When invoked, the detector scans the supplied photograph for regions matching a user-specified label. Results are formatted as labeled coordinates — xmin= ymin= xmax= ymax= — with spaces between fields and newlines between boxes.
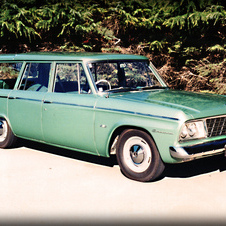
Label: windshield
xmin=88 ymin=60 xmax=166 ymax=93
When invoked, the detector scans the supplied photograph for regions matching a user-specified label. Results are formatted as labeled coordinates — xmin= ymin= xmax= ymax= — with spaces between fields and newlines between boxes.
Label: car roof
xmin=0 ymin=52 xmax=148 ymax=62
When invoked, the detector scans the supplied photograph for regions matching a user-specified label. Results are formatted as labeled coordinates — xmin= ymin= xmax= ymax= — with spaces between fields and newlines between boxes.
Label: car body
xmin=0 ymin=52 xmax=226 ymax=182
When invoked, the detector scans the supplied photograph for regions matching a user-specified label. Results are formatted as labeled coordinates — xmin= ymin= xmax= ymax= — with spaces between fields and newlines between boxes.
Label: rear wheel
xmin=116 ymin=129 xmax=165 ymax=182
xmin=0 ymin=119 xmax=16 ymax=148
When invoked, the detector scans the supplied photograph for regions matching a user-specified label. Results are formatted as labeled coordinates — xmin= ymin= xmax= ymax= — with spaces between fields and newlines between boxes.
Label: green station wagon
xmin=0 ymin=52 xmax=226 ymax=182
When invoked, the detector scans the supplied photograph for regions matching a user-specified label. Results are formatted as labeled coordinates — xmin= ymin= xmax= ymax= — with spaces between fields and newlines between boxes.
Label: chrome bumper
xmin=170 ymin=139 xmax=226 ymax=162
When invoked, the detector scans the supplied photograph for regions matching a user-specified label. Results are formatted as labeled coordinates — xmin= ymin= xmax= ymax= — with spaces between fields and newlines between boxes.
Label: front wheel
xmin=0 ymin=119 xmax=16 ymax=148
xmin=116 ymin=129 xmax=165 ymax=182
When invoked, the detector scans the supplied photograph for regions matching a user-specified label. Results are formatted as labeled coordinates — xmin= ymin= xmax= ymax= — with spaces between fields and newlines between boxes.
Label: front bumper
xmin=170 ymin=139 xmax=226 ymax=162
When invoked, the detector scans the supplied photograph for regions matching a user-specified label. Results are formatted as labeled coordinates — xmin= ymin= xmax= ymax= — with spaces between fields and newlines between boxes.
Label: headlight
xmin=179 ymin=120 xmax=207 ymax=141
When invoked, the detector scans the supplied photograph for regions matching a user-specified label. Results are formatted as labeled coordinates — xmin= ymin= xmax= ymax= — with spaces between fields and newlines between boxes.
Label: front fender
xmin=94 ymin=108 xmax=181 ymax=163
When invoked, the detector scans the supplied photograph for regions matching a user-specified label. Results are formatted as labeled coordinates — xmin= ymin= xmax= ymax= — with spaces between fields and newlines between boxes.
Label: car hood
xmin=110 ymin=89 xmax=226 ymax=119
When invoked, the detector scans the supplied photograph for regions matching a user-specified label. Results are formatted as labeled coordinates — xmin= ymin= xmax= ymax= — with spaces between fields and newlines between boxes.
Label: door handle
xmin=8 ymin=96 xmax=16 ymax=99
xmin=43 ymin=100 xmax=52 ymax=104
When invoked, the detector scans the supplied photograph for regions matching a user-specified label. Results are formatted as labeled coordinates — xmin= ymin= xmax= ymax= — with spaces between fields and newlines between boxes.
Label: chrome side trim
xmin=8 ymin=97 xmax=42 ymax=102
xmin=42 ymin=101 xmax=179 ymax=121
xmin=95 ymin=106 xmax=179 ymax=121
xmin=44 ymin=100 xmax=94 ymax=109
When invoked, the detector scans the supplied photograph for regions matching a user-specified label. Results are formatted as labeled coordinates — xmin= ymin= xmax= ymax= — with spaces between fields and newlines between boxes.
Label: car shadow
xmin=15 ymin=138 xmax=117 ymax=168
xmin=15 ymin=138 xmax=226 ymax=180
xmin=163 ymin=154 xmax=226 ymax=179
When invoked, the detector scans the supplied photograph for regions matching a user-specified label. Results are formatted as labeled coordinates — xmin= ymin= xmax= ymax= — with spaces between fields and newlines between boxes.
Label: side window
xmin=19 ymin=63 xmax=51 ymax=92
xmin=0 ymin=63 xmax=22 ymax=89
xmin=54 ymin=63 xmax=90 ymax=94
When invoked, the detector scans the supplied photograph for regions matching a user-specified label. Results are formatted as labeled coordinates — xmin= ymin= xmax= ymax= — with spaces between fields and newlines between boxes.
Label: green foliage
xmin=207 ymin=44 xmax=226 ymax=53
xmin=0 ymin=0 xmax=225 ymax=93
xmin=0 ymin=3 xmax=40 ymax=42
xmin=0 ymin=1 xmax=225 ymax=50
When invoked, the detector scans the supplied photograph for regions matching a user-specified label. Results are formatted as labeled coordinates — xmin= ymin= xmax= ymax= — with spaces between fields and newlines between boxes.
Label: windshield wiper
xmin=108 ymin=87 xmax=138 ymax=93
xmin=106 ymin=86 xmax=168 ymax=93
xmin=140 ymin=86 xmax=168 ymax=90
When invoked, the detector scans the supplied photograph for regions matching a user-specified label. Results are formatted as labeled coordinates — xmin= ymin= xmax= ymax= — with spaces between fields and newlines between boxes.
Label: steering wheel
xmin=95 ymin=79 xmax=111 ymax=91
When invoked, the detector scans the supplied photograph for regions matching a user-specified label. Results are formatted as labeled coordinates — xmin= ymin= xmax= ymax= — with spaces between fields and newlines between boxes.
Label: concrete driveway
xmin=1 ymin=139 xmax=226 ymax=225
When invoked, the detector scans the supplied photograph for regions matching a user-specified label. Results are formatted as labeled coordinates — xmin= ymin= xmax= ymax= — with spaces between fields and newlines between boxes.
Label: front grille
xmin=206 ymin=116 xmax=226 ymax=137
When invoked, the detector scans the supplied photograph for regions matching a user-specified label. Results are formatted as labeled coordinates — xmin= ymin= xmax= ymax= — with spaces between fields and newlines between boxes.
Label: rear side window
xmin=19 ymin=63 xmax=51 ymax=92
xmin=54 ymin=63 xmax=91 ymax=94
xmin=0 ymin=63 xmax=22 ymax=89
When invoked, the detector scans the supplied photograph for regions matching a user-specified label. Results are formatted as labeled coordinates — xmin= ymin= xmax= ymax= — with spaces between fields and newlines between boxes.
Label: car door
xmin=8 ymin=62 xmax=52 ymax=140
xmin=42 ymin=62 xmax=98 ymax=155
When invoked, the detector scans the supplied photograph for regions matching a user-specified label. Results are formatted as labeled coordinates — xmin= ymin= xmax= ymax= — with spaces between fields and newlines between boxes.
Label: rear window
xmin=0 ymin=63 xmax=22 ymax=89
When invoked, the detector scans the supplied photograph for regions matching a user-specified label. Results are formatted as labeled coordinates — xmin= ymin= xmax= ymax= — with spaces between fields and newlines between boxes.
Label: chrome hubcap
xmin=123 ymin=136 xmax=152 ymax=173
xmin=130 ymin=145 xmax=145 ymax=164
